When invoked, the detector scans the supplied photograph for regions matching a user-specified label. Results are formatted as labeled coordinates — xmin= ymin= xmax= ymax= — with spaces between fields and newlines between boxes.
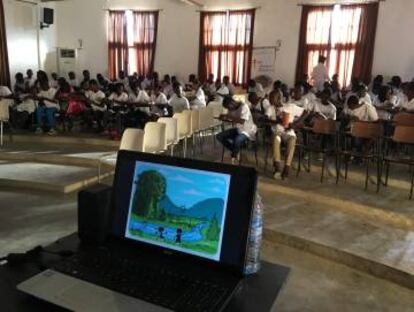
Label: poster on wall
xmin=251 ymin=47 xmax=277 ymax=80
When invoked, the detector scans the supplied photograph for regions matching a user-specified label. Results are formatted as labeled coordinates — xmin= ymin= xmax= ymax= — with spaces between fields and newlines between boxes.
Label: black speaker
xmin=43 ymin=8 xmax=54 ymax=25
xmin=78 ymin=184 xmax=113 ymax=245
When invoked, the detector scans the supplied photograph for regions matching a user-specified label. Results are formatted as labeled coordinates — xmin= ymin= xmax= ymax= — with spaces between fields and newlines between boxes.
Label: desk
xmin=0 ymin=234 xmax=290 ymax=312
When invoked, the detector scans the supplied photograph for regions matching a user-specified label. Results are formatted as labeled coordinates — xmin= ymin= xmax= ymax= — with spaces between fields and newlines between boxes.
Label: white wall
xmin=4 ymin=0 xmax=57 ymax=82
xmin=51 ymin=0 xmax=414 ymax=85
xmin=372 ymin=0 xmax=414 ymax=82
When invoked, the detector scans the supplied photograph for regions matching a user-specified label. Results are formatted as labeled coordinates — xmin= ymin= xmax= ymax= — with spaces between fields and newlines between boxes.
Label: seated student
xmin=370 ymin=75 xmax=384 ymax=97
xmin=290 ymin=83 xmax=308 ymax=108
xmin=247 ymin=79 xmax=265 ymax=98
xmin=247 ymin=92 xmax=271 ymax=123
xmin=24 ymin=69 xmax=35 ymax=89
xmin=81 ymin=70 xmax=91 ymax=87
xmin=280 ymin=83 xmax=290 ymax=103
xmin=84 ymin=79 xmax=107 ymax=131
xmin=330 ymin=75 xmax=343 ymax=105
xmin=357 ymin=83 xmax=373 ymax=106
xmin=388 ymin=76 xmax=406 ymax=106
xmin=162 ymin=75 xmax=173 ymax=98
xmin=141 ymin=73 xmax=153 ymax=91
xmin=309 ymin=89 xmax=337 ymax=121
xmin=151 ymin=85 xmax=169 ymax=117
xmin=190 ymin=79 xmax=207 ymax=109
xmin=342 ymin=95 xmax=378 ymax=123
xmin=216 ymin=96 xmax=257 ymax=164
xmin=50 ymin=73 xmax=59 ymax=89
xmin=265 ymin=90 xmax=305 ymax=179
xmin=402 ymin=81 xmax=414 ymax=113
xmin=117 ymin=70 xmax=129 ymax=90
xmin=14 ymin=72 xmax=27 ymax=96
xmin=373 ymin=85 xmax=398 ymax=120
xmin=108 ymin=83 xmax=129 ymax=109
xmin=303 ymin=82 xmax=317 ymax=104
xmin=12 ymin=87 xmax=37 ymax=129
xmin=34 ymin=70 xmax=49 ymax=90
xmin=169 ymin=82 xmax=190 ymax=114
xmin=68 ymin=71 xmax=79 ymax=89
xmin=35 ymin=81 xmax=59 ymax=135
xmin=96 ymin=73 xmax=109 ymax=92
xmin=204 ymin=73 xmax=216 ymax=97
xmin=185 ymin=74 xmax=197 ymax=91
xmin=127 ymin=81 xmax=151 ymax=128
xmin=223 ymin=76 xmax=235 ymax=96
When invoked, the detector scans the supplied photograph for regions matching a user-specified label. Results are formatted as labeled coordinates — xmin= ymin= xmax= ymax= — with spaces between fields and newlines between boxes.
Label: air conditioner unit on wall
xmin=56 ymin=48 xmax=77 ymax=78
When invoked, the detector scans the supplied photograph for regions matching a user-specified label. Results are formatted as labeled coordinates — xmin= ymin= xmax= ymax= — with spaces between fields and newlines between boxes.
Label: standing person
xmin=35 ymin=81 xmax=59 ymax=135
xmin=216 ymin=96 xmax=257 ymax=164
xmin=265 ymin=90 xmax=306 ymax=179
xmin=311 ymin=55 xmax=330 ymax=92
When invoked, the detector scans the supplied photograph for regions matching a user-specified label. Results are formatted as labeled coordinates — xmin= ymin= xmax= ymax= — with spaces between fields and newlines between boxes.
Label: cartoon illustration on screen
xmin=125 ymin=162 xmax=230 ymax=261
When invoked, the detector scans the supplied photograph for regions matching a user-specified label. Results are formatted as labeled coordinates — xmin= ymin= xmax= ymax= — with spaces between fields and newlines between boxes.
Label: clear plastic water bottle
xmin=244 ymin=193 xmax=263 ymax=275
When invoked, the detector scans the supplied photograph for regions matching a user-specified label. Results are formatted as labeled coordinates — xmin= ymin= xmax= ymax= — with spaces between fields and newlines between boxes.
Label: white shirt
xmin=191 ymin=87 xmax=207 ymax=109
xmin=229 ymin=102 xmax=257 ymax=139
xmin=50 ymin=80 xmax=59 ymax=89
xmin=169 ymin=94 xmax=190 ymax=114
xmin=373 ymin=95 xmax=398 ymax=120
xmin=86 ymin=90 xmax=106 ymax=112
xmin=16 ymin=94 xmax=36 ymax=114
xmin=359 ymin=93 xmax=373 ymax=106
xmin=24 ymin=77 xmax=35 ymax=88
xmin=311 ymin=63 xmax=329 ymax=92
xmin=292 ymin=97 xmax=309 ymax=108
xmin=312 ymin=100 xmax=337 ymax=120
xmin=345 ymin=103 xmax=379 ymax=122
xmin=38 ymin=88 xmax=59 ymax=109
xmin=152 ymin=92 xmax=169 ymax=116
xmin=109 ymin=92 xmax=129 ymax=107
xmin=215 ymin=85 xmax=230 ymax=103
xmin=265 ymin=102 xmax=304 ymax=137
xmin=69 ymin=78 xmax=78 ymax=88
xmin=403 ymin=98 xmax=414 ymax=112
xmin=225 ymin=83 xmax=236 ymax=96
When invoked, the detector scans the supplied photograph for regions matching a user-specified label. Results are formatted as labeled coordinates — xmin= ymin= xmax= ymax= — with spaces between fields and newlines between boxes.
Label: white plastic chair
xmin=98 ymin=128 xmax=144 ymax=181
xmin=157 ymin=117 xmax=178 ymax=156
xmin=143 ymin=122 xmax=167 ymax=154
xmin=173 ymin=111 xmax=192 ymax=158
xmin=0 ymin=100 xmax=10 ymax=147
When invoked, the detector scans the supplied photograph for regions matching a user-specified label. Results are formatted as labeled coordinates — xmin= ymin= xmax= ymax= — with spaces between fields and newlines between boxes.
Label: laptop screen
xmin=124 ymin=161 xmax=231 ymax=262
xmin=112 ymin=151 xmax=257 ymax=272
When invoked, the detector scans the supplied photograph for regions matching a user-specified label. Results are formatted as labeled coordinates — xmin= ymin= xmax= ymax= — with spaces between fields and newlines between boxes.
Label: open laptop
xmin=18 ymin=150 xmax=258 ymax=312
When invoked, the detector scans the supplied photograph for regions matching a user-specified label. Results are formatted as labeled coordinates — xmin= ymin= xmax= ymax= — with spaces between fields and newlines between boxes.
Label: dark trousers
xmin=216 ymin=128 xmax=248 ymax=158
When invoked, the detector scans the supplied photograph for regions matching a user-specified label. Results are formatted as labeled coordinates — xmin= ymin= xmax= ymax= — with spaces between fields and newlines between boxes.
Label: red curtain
xmin=295 ymin=5 xmax=334 ymax=83
xmin=198 ymin=9 xmax=255 ymax=86
xmin=351 ymin=2 xmax=379 ymax=85
xmin=296 ymin=3 xmax=378 ymax=88
xmin=0 ymin=0 xmax=10 ymax=86
xmin=131 ymin=11 xmax=159 ymax=76
xmin=108 ymin=11 xmax=128 ymax=80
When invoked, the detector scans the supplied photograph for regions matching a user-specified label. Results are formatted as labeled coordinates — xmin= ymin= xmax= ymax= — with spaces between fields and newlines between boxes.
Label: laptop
xmin=18 ymin=150 xmax=258 ymax=312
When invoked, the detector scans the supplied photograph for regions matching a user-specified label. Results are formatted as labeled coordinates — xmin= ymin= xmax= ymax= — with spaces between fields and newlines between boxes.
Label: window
xmin=108 ymin=10 xmax=158 ymax=80
xmin=306 ymin=5 xmax=361 ymax=87
xmin=199 ymin=9 xmax=255 ymax=85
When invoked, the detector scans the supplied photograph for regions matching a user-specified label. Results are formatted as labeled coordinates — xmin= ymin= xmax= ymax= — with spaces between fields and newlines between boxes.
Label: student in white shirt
xmin=247 ymin=79 xmax=265 ymax=98
xmin=190 ymin=80 xmax=207 ymax=109
xmin=96 ymin=74 xmax=109 ymax=92
xmin=11 ymin=87 xmax=37 ymax=129
xmin=14 ymin=72 xmax=27 ymax=96
xmin=402 ymin=82 xmax=414 ymax=113
xmin=343 ymin=95 xmax=378 ymax=122
xmin=204 ymin=74 xmax=216 ymax=98
xmin=311 ymin=55 xmax=329 ymax=92
xmin=373 ymin=85 xmax=398 ymax=120
xmin=215 ymin=81 xmax=230 ymax=104
xmin=108 ymin=83 xmax=129 ymax=111
xmin=129 ymin=82 xmax=151 ymax=113
xmin=50 ymin=73 xmax=59 ymax=89
xmin=151 ymin=85 xmax=169 ymax=116
xmin=35 ymin=82 xmax=59 ymax=135
xmin=247 ymin=92 xmax=270 ymax=123
xmin=291 ymin=83 xmax=309 ymax=108
xmin=24 ymin=69 xmax=35 ymax=89
xmin=311 ymin=89 xmax=337 ymax=120
xmin=265 ymin=89 xmax=306 ymax=179
xmin=169 ymin=83 xmax=190 ymax=114
xmin=68 ymin=71 xmax=78 ymax=89
xmin=84 ymin=79 xmax=107 ymax=131
xmin=223 ymin=76 xmax=235 ymax=96
xmin=117 ymin=70 xmax=129 ymax=90
xmin=216 ymin=96 xmax=257 ymax=164
xmin=357 ymin=84 xmax=373 ymax=106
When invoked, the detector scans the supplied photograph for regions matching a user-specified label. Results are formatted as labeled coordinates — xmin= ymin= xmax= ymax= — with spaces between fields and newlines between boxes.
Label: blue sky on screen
xmin=134 ymin=162 xmax=230 ymax=208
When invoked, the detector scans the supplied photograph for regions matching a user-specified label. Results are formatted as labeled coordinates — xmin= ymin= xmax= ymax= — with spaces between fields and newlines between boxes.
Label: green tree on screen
xmin=206 ymin=213 xmax=220 ymax=241
xmin=132 ymin=170 xmax=166 ymax=218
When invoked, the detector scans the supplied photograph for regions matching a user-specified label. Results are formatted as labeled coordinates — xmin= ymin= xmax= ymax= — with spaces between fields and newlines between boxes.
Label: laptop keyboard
xmin=53 ymin=252 xmax=232 ymax=312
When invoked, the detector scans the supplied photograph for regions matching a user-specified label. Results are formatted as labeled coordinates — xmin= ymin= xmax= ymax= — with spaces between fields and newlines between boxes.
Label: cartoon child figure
xmin=175 ymin=229 xmax=182 ymax=244
xmin=158 ymin=227 xmax=165 ymax=240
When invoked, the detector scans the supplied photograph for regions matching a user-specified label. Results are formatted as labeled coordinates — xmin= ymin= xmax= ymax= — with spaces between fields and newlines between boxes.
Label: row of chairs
xmin=283 ymin=116 xmax=414 ymax=199
xmin=98 ymin=102 xmax=225 ymax=180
